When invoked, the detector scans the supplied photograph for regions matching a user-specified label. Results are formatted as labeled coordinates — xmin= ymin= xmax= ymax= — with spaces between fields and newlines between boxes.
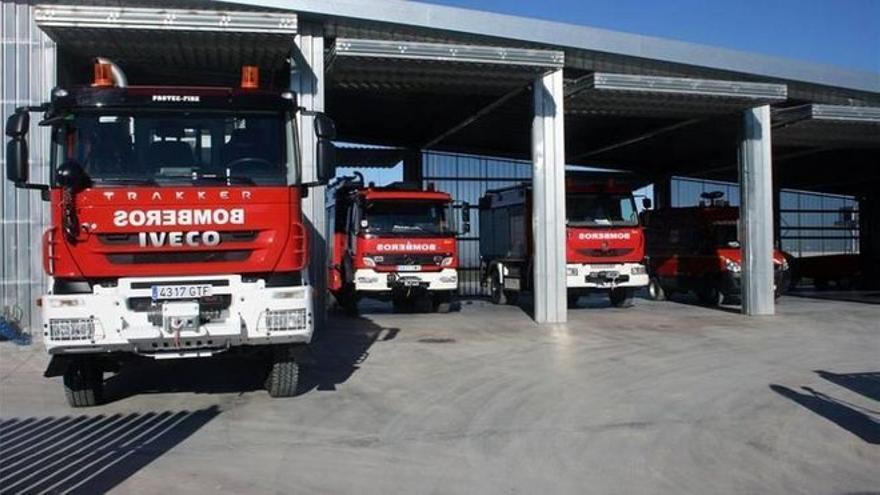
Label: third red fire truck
xmin=327 ymin=174 xmax=469 ymax=313
xmin=479 ymin=177 xmax=649 ymax=307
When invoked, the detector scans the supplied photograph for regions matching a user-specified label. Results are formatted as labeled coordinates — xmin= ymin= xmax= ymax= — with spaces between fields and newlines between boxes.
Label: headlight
xmin=362 ymin=256 xmax=376 ymax=267
xmin=631 ymin=265 xmax=647 ymax=275
xmin=722 ymin=257 xmax=741 ymax=274
xmin=566 ymin=266 xmax=578 ymax=276
xmin=49 ymin=318 xmax=95 ymax=341
xmin=440 ymin=256 xmax=455 ymax=267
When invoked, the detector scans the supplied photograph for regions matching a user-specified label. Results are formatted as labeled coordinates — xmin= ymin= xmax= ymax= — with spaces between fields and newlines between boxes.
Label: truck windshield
xmin=60 ymin=111 xmax=287 ymax=185
xmin=567 ymin=193 xmax=638 ymax=227
xmin=712 ymin=222 xmax=740 ymax=248
xmin=364 ymin=201 xmax=449 ymax=236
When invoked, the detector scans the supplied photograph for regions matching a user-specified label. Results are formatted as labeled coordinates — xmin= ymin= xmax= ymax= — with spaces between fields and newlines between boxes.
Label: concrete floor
xmin=1 ymin=296 xmax=878 ymax=494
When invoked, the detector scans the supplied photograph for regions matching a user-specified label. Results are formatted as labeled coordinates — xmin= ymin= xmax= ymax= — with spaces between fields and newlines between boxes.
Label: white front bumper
xmin=354 ymin=268 xmax=458 ymax=292
xmin=566 ymin=263 xmax=649 ymax=289
xmin=41 ymin=274 xmax=313 ymax=355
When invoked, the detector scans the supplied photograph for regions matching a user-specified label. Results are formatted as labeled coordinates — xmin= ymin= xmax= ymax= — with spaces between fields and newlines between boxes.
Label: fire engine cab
xmin=5 ymin=61 xmax=336 ymax=406
xmin=327 ymin=174 xmax=469 ymax=313
xmin=479 ymin=176 xmax=649 ymax=308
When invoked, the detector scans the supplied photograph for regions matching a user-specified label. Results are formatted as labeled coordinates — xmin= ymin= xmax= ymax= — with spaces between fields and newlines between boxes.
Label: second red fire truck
xmin=479 ymin=177 xmax=649 ymax=307
xmin=327 ymin=175 xmax=469 ymax=313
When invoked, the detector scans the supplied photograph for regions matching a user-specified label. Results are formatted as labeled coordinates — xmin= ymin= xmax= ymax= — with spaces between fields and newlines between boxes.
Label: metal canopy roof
xmin=231 ymin=0 xmax=880 ymax=97
xmin=774 ymin=104 xmax=880 ymax=148
xmin=328 ymin=38 xmax=563 ymax=95
xmin=565 ymin=73 xmax=788 ymax=118
xmin=35 ymin=4 xmax=298 ymax=83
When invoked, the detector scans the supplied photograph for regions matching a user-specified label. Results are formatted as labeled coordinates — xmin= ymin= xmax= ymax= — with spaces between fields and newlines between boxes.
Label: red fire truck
xmin=4 ymin=61 xmax=336 ymax=406
xmin=327 ymin=175 xmax=469 ymax=313
xmin=479 ymin=178 xmax=648 ymax=308
xmin=641 ymin=192 xmax=791 ymax=305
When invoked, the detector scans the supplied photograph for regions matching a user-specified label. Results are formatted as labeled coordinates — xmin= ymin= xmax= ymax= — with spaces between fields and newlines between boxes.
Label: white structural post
xmin=292 ymin=24 xmax=328 ymax=329
xmin=532 ymin=69 xmax=567 ymax=324
xmin=739 ymin=105 xmax=775 ymax=316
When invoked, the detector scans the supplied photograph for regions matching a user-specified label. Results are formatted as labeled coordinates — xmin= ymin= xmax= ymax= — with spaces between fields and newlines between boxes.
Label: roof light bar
xmin=34 ymin=4 xmax=297 ymax=34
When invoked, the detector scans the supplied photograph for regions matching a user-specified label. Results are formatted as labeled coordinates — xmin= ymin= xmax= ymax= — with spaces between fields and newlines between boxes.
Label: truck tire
xmin=63 ymin=360 xmax=103 ymax=408
xmin=489 ymin=272 xmax=508 ymax=305
xmin=567 ymin=293 xmax=580 ymax=308
xmin=697 ymin=286 xmax=723 ymax=306
xmin=609 ymin=287 xmax=634 ymax=308
xmin=647 ymin=277 xmax=666 ymax=301
xmin=433 ymin=292 xmax=453 ymax=313
xmin=338 ymin=285 xmax=359 ymax=316
xmin=266 ymin=347 xmax=299 ymax=398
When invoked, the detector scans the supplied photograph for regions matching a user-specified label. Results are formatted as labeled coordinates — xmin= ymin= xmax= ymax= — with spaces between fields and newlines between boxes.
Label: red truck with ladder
xmin=641 ymin=192 xmax=791 ymax=304
xmin=4 ymin=61 xmax=336 ymax=406
xmin=479 ymin=177 xmax=649 ymax=308
xmin=327 ymin=175 xmax=469 ymax=313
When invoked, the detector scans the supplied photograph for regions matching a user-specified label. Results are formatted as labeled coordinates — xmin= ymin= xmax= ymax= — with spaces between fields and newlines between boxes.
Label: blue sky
xmin=423 ymin=0 xmax=880 ymax=73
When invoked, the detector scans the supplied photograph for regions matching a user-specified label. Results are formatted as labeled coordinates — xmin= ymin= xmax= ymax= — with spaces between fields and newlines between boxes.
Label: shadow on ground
xmin=770 ymin=384 xmax=880 ymax=444
xmin=300 ymin=313 xmax=399 ymax=393
xmin=0 ymin=406 xmax=218 ymax=494
xmin=99 ymin=316 xmax=398 ymax=403
xmin=816 ymin=370 xmax=880 ymax=403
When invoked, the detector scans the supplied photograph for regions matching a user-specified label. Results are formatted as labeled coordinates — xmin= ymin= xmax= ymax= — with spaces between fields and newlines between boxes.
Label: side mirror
xmin=461 ymin=202 xmax=471 ymax=234
xmin=314 ymin=113 xmax=336 ymax=140
xmin=642 ymin=197 xmax=652 ymax=210
xmin=312 ymin=113 xmax=336 ymax=185
xmin=5 ymin=111 xmax=30 ymax=185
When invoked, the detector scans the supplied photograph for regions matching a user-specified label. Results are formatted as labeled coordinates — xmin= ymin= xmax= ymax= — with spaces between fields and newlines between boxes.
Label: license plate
xmin=397 ymin=265 xmax=422 ymax=272
xmin=151 ymin=284 xmax=212 ymax=301
xmin=401 ymin=279 xmax=422 ymax=287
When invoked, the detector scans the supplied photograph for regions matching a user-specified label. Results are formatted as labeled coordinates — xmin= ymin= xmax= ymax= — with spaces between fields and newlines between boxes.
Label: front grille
xmin=98 ymin=231 xmax=258 ymax=246
xmin=107 ymin=250 xmax=250 ymax=264
xmin=374 ymin=254 xmax=443 ymax=266
xmin=579 ymin=248 xmax=635 ymax=258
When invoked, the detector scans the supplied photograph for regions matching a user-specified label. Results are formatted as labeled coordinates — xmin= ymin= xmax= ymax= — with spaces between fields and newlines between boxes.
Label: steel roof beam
xmin=568 ymin=73 xmax=787 ymax=100
xmin=331 ymin=38 xmax=564 ymax=68
xmin=35 ymin=4 xmax=297 ymax=33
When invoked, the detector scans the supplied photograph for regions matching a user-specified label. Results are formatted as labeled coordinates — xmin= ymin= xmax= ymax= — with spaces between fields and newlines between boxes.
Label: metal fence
xmin=1 ymin=1 xmax=56 ymax=332
xmin=422 ymin=151 xmax=532 ymax=296
xmin=671 ymin=176 xmax=860 ymax=257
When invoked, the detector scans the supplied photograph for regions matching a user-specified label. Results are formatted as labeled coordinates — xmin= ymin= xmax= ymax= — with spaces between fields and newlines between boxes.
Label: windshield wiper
xmin=191 ymin=174 xmax=256 ymax=185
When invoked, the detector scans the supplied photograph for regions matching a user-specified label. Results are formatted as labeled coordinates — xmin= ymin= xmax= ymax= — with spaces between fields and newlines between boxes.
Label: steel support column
xmin=403 ymin=149 xmax=423 ymax=185
xmin=859 ymin=193 xmax=880 ymax=288
xmin=292 ymin=23 xmax=327 ymax=328
xmin=653 ymin=175 xmax=673 ymax=208
xmin=738 ymin=105 xmax=775 ymax=316
xmin=532 ymin=69 xmax=567 ymax=324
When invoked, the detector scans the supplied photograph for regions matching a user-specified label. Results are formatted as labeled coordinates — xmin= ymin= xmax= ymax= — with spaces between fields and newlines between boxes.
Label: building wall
xmin=1 ymin=1 xmax=56 ymax=331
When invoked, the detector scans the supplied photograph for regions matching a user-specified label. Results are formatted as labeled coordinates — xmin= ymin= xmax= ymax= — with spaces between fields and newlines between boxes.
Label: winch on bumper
xmin=41 ymin=274 xmax=313 ymax=355
xmin=566 ymin=263 xmax=649 ymax=289
xmin=354 ymin=268 xmax=458 ymax=292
